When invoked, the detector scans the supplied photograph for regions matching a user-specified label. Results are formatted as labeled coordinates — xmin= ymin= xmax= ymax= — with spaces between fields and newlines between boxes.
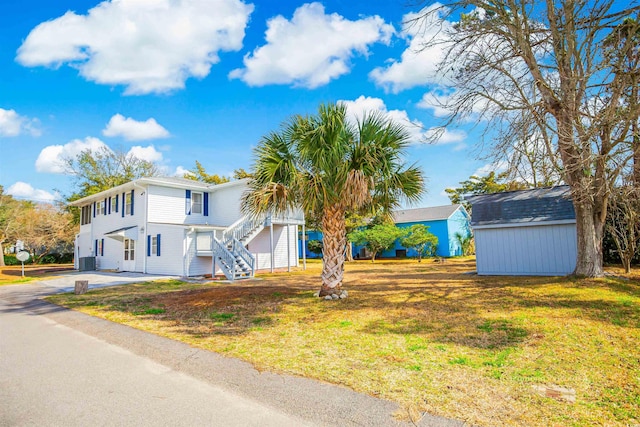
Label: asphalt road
xmin=0 ymin=275 xmax=464 ymax=427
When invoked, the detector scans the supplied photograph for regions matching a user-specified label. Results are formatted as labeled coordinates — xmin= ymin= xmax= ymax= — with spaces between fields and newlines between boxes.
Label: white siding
xmin=248 ymin=225 xmax=299 ymax=271
xmin=147 ymin=185 xmax=215 ymax=226
xmin=209 ymin=182 xmax=247 ymax=227
xmin=475 ymin=223 xmax=577 ymax=276
xmin=185 ymin=231 xmax=213 ymax=276
xmin=76 ymin=188 xmax=144 ymax=272
xmin=145 ymin=225 xmax=186 ymax=276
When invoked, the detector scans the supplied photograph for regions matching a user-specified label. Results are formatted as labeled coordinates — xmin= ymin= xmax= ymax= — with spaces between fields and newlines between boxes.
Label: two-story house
xmin=70 ymin=177 xmax=304 ymax=280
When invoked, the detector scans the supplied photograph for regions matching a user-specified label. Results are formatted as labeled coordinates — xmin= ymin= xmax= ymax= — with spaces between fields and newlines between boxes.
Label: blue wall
xmin=356 ymin=208 xmax=471 ymax=258
xmin=298 ymin=207 xmax=471 ymax=259
xmin=299 ymin=230 xmax=323 ymax=258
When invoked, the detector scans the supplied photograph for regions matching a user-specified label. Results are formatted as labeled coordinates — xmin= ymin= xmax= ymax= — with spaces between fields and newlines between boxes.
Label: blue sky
xmin=0 ymin=0 xmax=491 ymax=207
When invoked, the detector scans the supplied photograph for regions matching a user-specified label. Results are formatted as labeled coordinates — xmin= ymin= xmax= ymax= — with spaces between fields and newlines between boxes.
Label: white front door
xmin=122 ymin=238 xmax=136 ymax=271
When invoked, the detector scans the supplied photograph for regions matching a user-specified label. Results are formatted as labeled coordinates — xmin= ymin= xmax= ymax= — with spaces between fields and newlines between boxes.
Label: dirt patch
xmin=154 ymin=285 xmax=309 ymax=314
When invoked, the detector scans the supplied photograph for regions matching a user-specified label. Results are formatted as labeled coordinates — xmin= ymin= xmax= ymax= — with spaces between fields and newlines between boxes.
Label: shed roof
xmin=467 ymin=186 xmax=575 ymax=226
xmin=393 ymin=204 xmax=464 ymax=224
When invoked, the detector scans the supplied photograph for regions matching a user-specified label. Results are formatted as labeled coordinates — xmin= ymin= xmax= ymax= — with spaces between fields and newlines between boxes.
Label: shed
xmin=467 ymin=186 xmax=577 ymax=276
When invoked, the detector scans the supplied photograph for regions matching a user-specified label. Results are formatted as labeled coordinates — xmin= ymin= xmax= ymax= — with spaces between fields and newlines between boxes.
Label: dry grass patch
xmin=0 ymin=264 xmax=73 ymax=285
xmin=46 ymin=258 xmax=640 ymax=426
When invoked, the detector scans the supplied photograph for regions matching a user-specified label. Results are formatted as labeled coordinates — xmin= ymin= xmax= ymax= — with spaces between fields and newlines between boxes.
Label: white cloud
xmin=173 ymin=166 xmax=192 ymax=177
xmin=0 ymin=108 xmax=41 ymax=137
xmin=103 ymin=114 xmax=170 ymax=141
xmin=127 ymin=145 xmax=163 ymax=163
xmin=6 ymin=182 xmax=57 ymax=203
xmin=473 ymin=161 xmax=508 ymax=177
xmin=339 ymin=95 xmax=466 ymax=146
xmin=35 ymin=137 xmax=108 ymax=174
xmin=369 ymin=4 xmax=453 ymax=93
xmin=229 ymin=2 xmax=393 ymax=88
xmin=17 ymin=0 xmax=254 ymax=95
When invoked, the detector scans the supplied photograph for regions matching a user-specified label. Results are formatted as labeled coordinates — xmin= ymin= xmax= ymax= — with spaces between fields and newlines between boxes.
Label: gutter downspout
xmin=133 ymin=181 xmax=148 ymax=274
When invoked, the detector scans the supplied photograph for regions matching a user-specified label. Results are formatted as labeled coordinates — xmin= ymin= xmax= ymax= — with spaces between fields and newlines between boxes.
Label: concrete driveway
xmin=35 ymin=270 xmax=179 ymax=293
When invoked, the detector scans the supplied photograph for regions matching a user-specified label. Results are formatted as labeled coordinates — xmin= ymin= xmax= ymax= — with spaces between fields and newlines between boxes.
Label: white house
xmin=70 ymin=177 xmax=304 ymax=280
xmin=467 ymin=186 xmax=577 ymax=276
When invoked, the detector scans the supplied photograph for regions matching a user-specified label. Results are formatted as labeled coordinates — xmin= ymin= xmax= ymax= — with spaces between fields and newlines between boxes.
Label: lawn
xmin=46 ymin=258 xmax=640 ymax=426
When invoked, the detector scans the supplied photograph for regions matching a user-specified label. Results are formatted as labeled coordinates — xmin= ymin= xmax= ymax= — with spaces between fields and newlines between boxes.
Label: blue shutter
xmin=108 ymin=197 xmax=111 ymax=214
xmin=94 ymin=239 xmax=98 ymax=255
xmin=101 ymin=239 xmax=104 ymax=256
xmin=130 ymin=190 xmax=134 ymax=215
xmin=121 ymin=193 xmax=125 ymax=217
xmin=103 ymin=198 xmax=107 ymax=215
xmin=115 ymin=195 xmax=118 ymax=213
xmin=156 ymin=234 xmax=161 ymax=256
xmin=93 ymin=202 xmax=96 ymax=217
xmin=204 ymin=192 xmax=209 ymax=216
xmin=185 ymin=190 xmax=191 ymax=215
xmin=147 ymin=235 xmax=151 ymax=257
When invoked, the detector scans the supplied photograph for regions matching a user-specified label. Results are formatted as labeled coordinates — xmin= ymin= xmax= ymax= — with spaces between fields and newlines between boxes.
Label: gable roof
xmin=467 ymin=185 xmax=575 ymax=226
xmin=393 ymin=204 xmax=465 ymax=224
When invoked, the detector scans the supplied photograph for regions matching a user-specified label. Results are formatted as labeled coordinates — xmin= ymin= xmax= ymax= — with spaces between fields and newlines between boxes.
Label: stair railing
xmin=222 ymin=214 xmax=266 ymax=244
xmin=229 ymin=237 xmax=255 ymax=277
xmin=212 ymin=238 xmax=237 ymax=281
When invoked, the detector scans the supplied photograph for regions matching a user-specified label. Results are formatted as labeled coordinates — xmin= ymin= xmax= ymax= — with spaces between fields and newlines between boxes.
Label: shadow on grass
xmin=48 ymin=263 xmax=640 ymax=348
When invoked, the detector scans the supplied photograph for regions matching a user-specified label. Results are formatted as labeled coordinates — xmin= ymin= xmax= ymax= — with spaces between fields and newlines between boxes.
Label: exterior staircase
xmin=212 ymin=215 xmax=266 ymax=281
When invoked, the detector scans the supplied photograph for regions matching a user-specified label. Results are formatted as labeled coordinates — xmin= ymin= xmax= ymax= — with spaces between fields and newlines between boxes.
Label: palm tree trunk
xmin=319 ymin=204 xmax=346 ymax=296
xmin=345 ymin=242 xmax=353 ymax=262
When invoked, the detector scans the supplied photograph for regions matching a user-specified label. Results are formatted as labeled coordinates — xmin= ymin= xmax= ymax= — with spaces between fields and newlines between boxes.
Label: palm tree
xmin=242 ymin=102 xmax=424 ymax=297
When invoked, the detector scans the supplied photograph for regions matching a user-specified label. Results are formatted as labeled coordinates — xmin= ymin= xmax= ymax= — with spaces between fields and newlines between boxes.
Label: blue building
xmin=299 ymin=229 xmax=323 ymax=259
xmin=300 ymin=204 xmax=471 ymax=259
xmin=374 ymin=204 xmax=471 ymax=258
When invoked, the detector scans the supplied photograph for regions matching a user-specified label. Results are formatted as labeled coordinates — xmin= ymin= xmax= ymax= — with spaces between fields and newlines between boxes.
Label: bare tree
xmin=0 ymin=187 xmax=29 ymax=267
xmin=13 ymin=203 xmax=75 ymax=263
xmin=416 ymin=1 xmax=640 ymax=276
xmin=606 ymin=184 xmax=640 ymax=273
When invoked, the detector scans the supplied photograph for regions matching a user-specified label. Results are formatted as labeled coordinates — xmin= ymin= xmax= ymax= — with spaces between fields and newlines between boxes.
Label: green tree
xmin=233 ymin=168 xmax=253 ymax=180
xmin=348 ymin=223 xmax=407 ymax=262
xmin=307 ymin=239 xmax=323 ymax=256
xmin=65 ymin=147 xmax=161 ymax=224
xmin=184 ymin=160 xmax=230 ymax=184
xmin=65 ymin=146 xmax=161 ymax=199
xmin=455 ymin=232 xmax=474 ymax=256
xmin=399 ymin=224 xmax=438 ymax=262
xmin=242 ymin=102 xmax=424 ymax=297
xmin=445 ymin=172 xmax=526 ymax=211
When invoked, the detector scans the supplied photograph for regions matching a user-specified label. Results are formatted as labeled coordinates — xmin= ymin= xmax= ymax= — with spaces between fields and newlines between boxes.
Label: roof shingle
xmin=467 ymin=186 xmax=575 ymax=226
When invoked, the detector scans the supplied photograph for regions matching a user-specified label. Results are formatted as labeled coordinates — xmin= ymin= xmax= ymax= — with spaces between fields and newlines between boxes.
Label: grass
xmin=45 ymin=258 xmax=640 ymax=426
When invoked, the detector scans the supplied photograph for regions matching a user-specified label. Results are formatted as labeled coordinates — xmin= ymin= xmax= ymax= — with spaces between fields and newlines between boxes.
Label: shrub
xmin=3 ymin=254 xmax=19 ymax=265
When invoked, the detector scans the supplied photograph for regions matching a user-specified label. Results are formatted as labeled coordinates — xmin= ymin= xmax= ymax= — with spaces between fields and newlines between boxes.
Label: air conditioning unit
xmin=78 ymin=257 xmax=96 ymax=271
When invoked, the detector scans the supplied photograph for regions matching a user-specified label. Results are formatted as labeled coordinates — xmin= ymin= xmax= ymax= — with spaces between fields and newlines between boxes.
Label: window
xmin=125 ymin=193 xmax=132 ymax=216
xmin=191 ymin=192 xmax=203 ymax=214
xmin=111 ymin=195 xmax=118 ymax=213
xmin=124 ymin=239 xmax=135 ymax=261
xmin=81 ymin=205 xmax=92 ymax=225
xmin=151 ymin=236 xmax=157 ymax=255
xmin=196 ymin=232 xmax=212 ymax=251
xmin=97 ymin=239 xmax=103 ymax=256
xmin=98 ymin=200 xmax=106 ymax=216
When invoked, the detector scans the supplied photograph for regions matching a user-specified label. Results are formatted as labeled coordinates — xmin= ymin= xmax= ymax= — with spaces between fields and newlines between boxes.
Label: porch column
xmin=287 ymin=224 xmax=291 ymax=272
xmin=301 ymin=223 xmax=306 ymax=270
xmin=270 ymin=222 xmax=274 ymax=273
